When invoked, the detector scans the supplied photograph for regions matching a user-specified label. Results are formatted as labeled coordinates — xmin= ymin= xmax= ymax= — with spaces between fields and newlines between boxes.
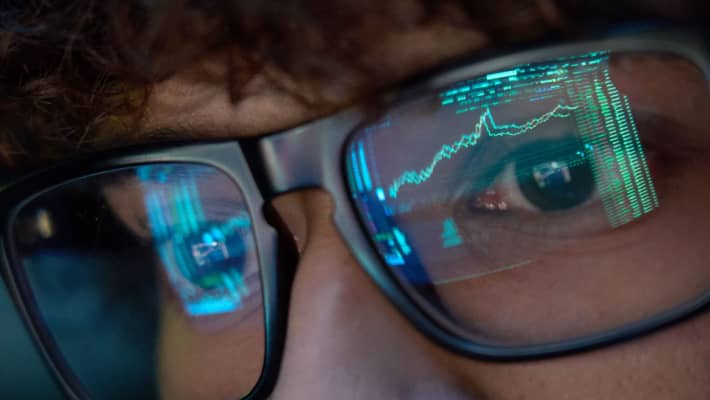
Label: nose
xmin=268 ymin=190 xmax=482 ymax=399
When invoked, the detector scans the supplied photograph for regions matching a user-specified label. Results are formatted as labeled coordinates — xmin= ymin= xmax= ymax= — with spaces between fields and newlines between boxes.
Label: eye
xmin=468 ymin=137 xmax=596 ymax=213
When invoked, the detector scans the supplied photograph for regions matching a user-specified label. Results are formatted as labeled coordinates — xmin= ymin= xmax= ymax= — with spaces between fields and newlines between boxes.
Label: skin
xmin=83 ymin=3 xmax=710 ymax=399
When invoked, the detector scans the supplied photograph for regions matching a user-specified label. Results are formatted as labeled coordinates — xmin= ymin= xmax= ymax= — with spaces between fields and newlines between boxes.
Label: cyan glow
xmin=137 ymin=165 xmax=254 ymax=317
xmin=358 ymin=141 xmax=373 ymax=191
xmin=350 ymin=149 xmax=364 ymax=193
xmin=441 ymin=218 xmax=463 ymax=249
xmin=384 ymin=250 xmax=405 ymax=266
xmin=346 ymin=50 xmax=660 ymax=289
xmin=486 ymin=69 xmax=518 ymax=80
xmin=393 ymin=227 xmax=412 ymax=256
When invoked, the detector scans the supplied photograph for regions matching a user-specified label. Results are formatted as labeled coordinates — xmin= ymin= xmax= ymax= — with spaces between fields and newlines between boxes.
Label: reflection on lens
xmin=513 ymin=137 xmax=595 ymax=211
xmin=137 ymin=165 xmax=255 ymax=318
xmin=12 ymin=163 xmax=264 ymax=400
xmin=346 ymin=50 xmax=710 ymax=346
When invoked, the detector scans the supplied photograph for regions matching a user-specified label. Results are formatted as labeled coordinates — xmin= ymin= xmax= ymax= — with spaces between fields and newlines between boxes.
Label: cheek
xmin=435 ymin=184 xmax=710 ymax=345
xmin=157 ymin=299 xmax=265 ymax=400
xmin=400 ymin=137 xmax=710 ymax=346
xmin=462 ymin=312 xmax=710 ymax=399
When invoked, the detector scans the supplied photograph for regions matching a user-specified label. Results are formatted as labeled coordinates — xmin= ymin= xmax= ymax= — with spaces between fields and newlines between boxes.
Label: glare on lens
xmin=35 ymin=208 xmax=54 ymax=239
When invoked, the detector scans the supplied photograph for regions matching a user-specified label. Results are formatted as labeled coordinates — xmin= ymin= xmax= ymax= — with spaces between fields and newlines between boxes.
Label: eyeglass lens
xmin=11 ymin=164 xmax=264 ymax=400
xmin=7 ymin=49 xmax=710 ymax=400
xmin=346 ymin=50 xmax=710 ymax=346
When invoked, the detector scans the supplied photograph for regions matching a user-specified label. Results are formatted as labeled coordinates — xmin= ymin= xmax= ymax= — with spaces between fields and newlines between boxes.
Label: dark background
xmin=0 ymin=285 xmax=64 ymax=399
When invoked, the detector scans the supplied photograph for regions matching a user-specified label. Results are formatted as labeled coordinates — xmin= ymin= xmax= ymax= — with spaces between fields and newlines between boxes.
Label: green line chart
xmin=387 ymin=103 xmax=579 ymax=198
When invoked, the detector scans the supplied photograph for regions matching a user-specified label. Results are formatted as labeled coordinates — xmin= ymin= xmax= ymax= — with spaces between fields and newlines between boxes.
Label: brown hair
xmin=0 ymin=0 xmax=705 ymax=169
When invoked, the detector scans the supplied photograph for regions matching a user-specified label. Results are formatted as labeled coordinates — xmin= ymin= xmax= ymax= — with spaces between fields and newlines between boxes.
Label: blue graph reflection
xmin=137 ymin=164 xmax=254 ymax=316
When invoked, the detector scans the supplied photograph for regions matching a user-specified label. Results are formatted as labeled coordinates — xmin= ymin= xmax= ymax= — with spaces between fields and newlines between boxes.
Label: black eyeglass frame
xmin=1 ymin=27 xmax=709 ymax=400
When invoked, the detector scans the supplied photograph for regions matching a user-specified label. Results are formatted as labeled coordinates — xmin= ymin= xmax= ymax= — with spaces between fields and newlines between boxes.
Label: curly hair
xmin=0 ymin=0 xmax=705 ymax=169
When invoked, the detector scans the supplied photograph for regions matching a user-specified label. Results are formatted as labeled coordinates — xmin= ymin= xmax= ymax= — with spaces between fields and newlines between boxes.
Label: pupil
xmin=515 ymin=138 xmax=595 ymax=211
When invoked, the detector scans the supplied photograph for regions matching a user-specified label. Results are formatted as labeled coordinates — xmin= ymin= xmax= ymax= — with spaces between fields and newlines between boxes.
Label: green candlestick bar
xmin=569 ymin=53 xmax=659 ymax=228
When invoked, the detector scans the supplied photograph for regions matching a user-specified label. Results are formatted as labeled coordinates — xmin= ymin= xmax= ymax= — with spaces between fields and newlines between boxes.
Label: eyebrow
xmin=137 ymin=126 xmax=210 ymax=144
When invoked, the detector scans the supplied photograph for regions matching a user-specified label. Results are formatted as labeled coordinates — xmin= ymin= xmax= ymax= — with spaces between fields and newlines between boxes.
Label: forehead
xmin=0 ymin=0 xmax=705 ymax=172
xmin=142 ymin=23 xmax=487 ymax=138
xmin=140 ymin=0 xmax=702 ymax=139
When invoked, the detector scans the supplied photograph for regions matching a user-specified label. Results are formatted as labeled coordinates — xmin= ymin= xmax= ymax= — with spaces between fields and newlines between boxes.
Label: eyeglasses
xmin=2 ymin=27 xmax=710 ymax=400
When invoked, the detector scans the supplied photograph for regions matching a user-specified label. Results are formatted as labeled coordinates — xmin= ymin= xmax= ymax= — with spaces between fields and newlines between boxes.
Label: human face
xmin=128 ymin=19 xmax=710 ymax=400
xmin=5 ymin=3 xmax=710 ymax=400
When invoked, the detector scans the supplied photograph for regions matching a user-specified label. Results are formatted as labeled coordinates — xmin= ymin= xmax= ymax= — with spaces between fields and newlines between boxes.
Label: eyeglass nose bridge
xmin=250 ymin=108 xmax=366 ymax=198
